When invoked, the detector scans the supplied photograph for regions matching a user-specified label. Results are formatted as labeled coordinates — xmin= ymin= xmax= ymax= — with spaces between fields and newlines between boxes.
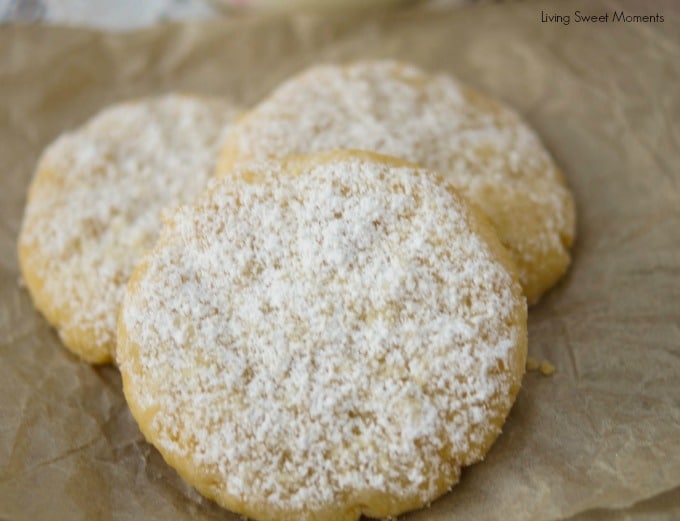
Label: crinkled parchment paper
xmin=1 ymin=0 xmax=679 ymax=519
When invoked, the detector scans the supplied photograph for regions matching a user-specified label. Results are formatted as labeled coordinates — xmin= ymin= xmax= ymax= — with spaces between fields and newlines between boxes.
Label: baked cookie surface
xmin=18 ymin=94 xmax=242 ymax=363
xmin=217 ymin=61 xmax=576 ymax=303
xmin=118 ymin=151 xmax=527 ymax=521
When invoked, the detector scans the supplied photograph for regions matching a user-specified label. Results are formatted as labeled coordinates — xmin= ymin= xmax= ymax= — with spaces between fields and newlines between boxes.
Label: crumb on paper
xmin=526 ymin=356 xmax=540 ymax=371
xmin=539 ymin=359 xmax=556 ymax=376
xmin=526 ymin=357 xmax=556 ymax=376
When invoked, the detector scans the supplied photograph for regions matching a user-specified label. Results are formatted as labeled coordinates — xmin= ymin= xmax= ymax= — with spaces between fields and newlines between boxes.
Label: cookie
xmin=217 ymin=60 xmax=576 ymax=304
xmin=18 ymin=94 xmax=242 ymax=364
xmin=118 ymin=150 xmax=528 ymax=521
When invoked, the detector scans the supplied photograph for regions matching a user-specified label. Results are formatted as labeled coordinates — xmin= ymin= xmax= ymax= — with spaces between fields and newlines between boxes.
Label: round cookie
xmin=18 ymin=94 xmax=242 ymax=364
xmin=217 ymin=60 xmax=576 ymax=304
xmin=118 ymin=150 xmax=528 ymax=521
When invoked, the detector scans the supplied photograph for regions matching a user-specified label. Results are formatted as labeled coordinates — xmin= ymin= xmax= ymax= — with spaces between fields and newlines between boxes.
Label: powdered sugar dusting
xmin=120 ymin=154 xmax=526 ymax=516
xmin=220 ymin=61 xmax=576 ymax=302
xmin=19 ymin=94 xmax=242 ymax=359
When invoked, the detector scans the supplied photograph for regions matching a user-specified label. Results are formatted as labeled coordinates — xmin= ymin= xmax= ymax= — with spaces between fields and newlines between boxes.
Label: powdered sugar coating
xmin=18 ymin=94 xmax=242 ymax=363
xmin=119 ymin=152 xmax=527 ymax=520
xmin=217 ymin=61 xmax=576 ymax=303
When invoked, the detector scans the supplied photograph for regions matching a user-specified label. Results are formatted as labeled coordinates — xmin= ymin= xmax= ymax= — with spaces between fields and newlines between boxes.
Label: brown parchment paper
xmin=1 ymin=0 xmax=679 ymax=519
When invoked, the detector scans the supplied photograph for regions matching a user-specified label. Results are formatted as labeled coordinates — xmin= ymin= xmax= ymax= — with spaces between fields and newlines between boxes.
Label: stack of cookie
xmin=18 ymin=61 xmax=575 ymax=521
